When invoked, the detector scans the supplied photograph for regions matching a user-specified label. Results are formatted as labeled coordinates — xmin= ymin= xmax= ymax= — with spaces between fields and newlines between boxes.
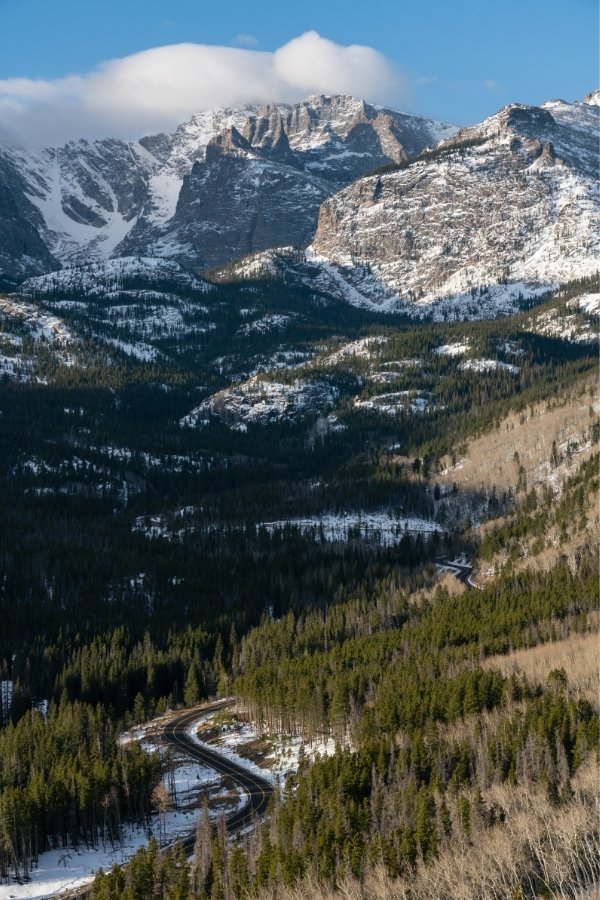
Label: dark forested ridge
xmin=0 ymin=270 xmax=598 ymax=898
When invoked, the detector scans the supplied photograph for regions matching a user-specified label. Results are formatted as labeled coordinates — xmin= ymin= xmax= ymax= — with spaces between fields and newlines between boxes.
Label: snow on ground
xmin=0 ymin=680 xmax=12 ymax=725
xmin=146 ymin=171 xmax=183 ymax=225
xmin=0 ymin=780 xmax=237 ymax=900
xmin=569 ymin=292 xmax=600 ymax=315
xmin=237 ymin=314 xmax=295 ymax=336
xmin=532 ymin=433 xmax=596 ymax=498
xmin=367 ymin=372 xmax=409 ymax=385
xmin=528 ymin=307 xmax=598 ymax=343
xmin=0 ymin=689 xmax=359 ymax=898
xmin=107 ymin=339 xmax=161 ymax=362
xmin=132 ymin=514 xmax=184 ymax=541
xmin=21 ymin=257 xmax=211 ymax=298
xmin=354 ymin=391 xmax=433 ymax=414
xmin=104 ymin=303 xmax=185 ymax=334
xmin=0 ymin=298 xmax=73 ymax=344
xmin=322 ymin=335 xmax=387 ymax=365
xmin=368 ymin=361 xmax=421 ymax=383
xmin=186 ymin=714 xmax=338 ymax=789
xmin=459 ymin=359 xmax=520 ymax=374
xmin=260 ymin=512 xmax=442 ymax=544
xmin=434 ymin=341 xmax=470 ymax=356
xmin=0 ymin=708 xmax=250 ymax=898
xmin=500 ymin=341 xmax=525 ymax=356
xmin=303 ymin=250 xmax=554 ymax=320
xmin=132 ymin=509 xmax=442 ymax=544
xmin=88 ymin=446 xmax=210 ymax=473
xmin=0 ymin=830 xmax=155 ymax=899
xmin=131 ymin=506 xmax=202 ymax=541
xmin=0 ymin=788 xmax=244 ymax=900
xmin=0 ymin=353 xmax=32 ymax=381
xmin=181 ymin=378 xmax=338 ymax=430
xmin=249 ymin=349 xmax=314 ymax=376
xmin=225 ymin=248 xmax=285 ymax=280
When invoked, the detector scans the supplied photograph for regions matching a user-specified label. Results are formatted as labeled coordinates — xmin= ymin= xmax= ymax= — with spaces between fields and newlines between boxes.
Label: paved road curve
xmin=162 ymin=701 xmax=274 ymax=853
xmin=435 ymin=556 xmax=480 ymax=589
xmin=61 ymin=700 xmax=273 ymax=897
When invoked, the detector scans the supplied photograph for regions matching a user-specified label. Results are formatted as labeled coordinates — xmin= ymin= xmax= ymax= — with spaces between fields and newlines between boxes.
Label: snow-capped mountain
xmin=0 ymin=96 xmax=454 ymax=283
xmin=299 ymin=93 xmax=599 ymax=316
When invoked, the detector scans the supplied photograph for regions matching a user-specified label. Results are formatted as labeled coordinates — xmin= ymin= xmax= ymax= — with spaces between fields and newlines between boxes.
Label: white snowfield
xmin=528 ymin=306 xmax=599 ymax=343
xmin=18 ymin=258 xmax=217 ymax=353
xmin=236 ymin=313 xmax=295 ymax=336
xmin=322 ymin=335 xmax=388 ymax=365
xmin=0 ymin=353 xmax=32 ymax=381
xmin=244 ymin=247 xmax=555 ymax=321
xmin=573 ymin=292 xmax=600 ymax=315
xmin=0 ymin=763 xmax=230 ymax=900
xmin=354 ymin=391 xmax=434 ymax=415
xmin=434 ymin=342 xmax=470 ymax=356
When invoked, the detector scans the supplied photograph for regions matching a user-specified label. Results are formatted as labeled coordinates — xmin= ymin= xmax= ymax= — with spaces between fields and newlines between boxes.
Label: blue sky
xmin=0 ymin=0 xmax=597 ymax=143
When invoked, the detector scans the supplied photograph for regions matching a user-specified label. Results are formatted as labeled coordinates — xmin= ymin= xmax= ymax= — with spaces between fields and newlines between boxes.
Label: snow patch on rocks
xmin=181 ymin=377 xmax=338 ymax=430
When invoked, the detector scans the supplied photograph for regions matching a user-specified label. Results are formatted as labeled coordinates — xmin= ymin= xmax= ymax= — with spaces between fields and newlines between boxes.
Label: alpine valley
xmin=0 ymin=88 xmax=598 ymax=900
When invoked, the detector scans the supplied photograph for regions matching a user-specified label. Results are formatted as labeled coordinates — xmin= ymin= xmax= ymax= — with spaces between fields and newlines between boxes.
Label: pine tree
xmin=184 ymin=663 xmax=200 ymax=708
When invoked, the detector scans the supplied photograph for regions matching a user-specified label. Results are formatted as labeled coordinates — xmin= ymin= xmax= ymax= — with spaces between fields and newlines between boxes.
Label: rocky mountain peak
xmin=284 ymin=95 xmax=376 ymax=147
xmin=242 ymin=108 xmax=297 ymax=164
xmin=0 ymin=94 xmax=455 ymax=281
xmin=308 ymin=94 xmax=598 ymax=315
xmin=498 ymin=104 xmax=557 ymax=136
xmin=205 ymin=126 xmax=254 ymax=163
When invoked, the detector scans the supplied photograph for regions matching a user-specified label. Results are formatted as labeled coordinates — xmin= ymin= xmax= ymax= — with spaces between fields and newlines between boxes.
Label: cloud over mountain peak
xmin=0 ymin=32 xmax=408 ymax=146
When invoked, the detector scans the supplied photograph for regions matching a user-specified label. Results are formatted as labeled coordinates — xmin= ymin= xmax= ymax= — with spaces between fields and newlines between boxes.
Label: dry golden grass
xmin=439 ymin=379 xmax=598 ymax=495
xmin=253 ymin=758 xmax=600 ymax=900
xmin=472 ymin=524 xmax=600 ymax=584
xmin=483 ymin=624 xmax=600 ymax=705
xmin=416 ymin=570 xmax=467 ymax=601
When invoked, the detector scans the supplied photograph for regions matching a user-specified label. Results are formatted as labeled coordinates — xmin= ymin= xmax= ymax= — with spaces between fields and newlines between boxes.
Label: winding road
xmin=59 ymin=700 xmax=273 ymax=897
xmin=162 ymin=701 xmax=274 ymax=852
xmin=435 ymin=556 xmax=480 ymax=588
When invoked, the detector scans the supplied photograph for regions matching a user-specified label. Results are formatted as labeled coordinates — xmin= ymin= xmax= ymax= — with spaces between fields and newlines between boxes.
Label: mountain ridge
xmin=303 ymin=93 xmax=599 ymax=315
xmin=0 ymin=95 xmax=454 ymax=283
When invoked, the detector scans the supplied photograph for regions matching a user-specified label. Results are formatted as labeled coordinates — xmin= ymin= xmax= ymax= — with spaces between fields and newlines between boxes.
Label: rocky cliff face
xmin=0 ymin=96 xmax=454 ymax=281
xmin=308 ymin=94 xmax=599 ymax=314
xmin=117 ymin=96 xmax=454 ymax=271
xmin=0 ymin=154 xmax=59 ymax=285
xmin=159 ymin=129 xmax=331 ymax=270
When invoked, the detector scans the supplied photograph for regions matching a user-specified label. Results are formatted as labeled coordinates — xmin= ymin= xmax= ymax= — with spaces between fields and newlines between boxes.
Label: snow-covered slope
xmin=304 ymin=93 xmax=599 ymax=316
xmin=0 ymin=96 xmax=454 ymax=281
xmin=17 ymin=258 xmax=216 ymax=360
xmin=20 ymin=256 xmax=211 ymax=299
xmin=0 ymin=140 xmax=156 ymax=274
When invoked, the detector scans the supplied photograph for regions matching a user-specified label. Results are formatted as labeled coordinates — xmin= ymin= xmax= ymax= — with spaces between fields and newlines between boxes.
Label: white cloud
xmin=232 ymin=33 xmax=259 ymax=48
xmin=0 ymin=31 xmax=408 ymax=146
